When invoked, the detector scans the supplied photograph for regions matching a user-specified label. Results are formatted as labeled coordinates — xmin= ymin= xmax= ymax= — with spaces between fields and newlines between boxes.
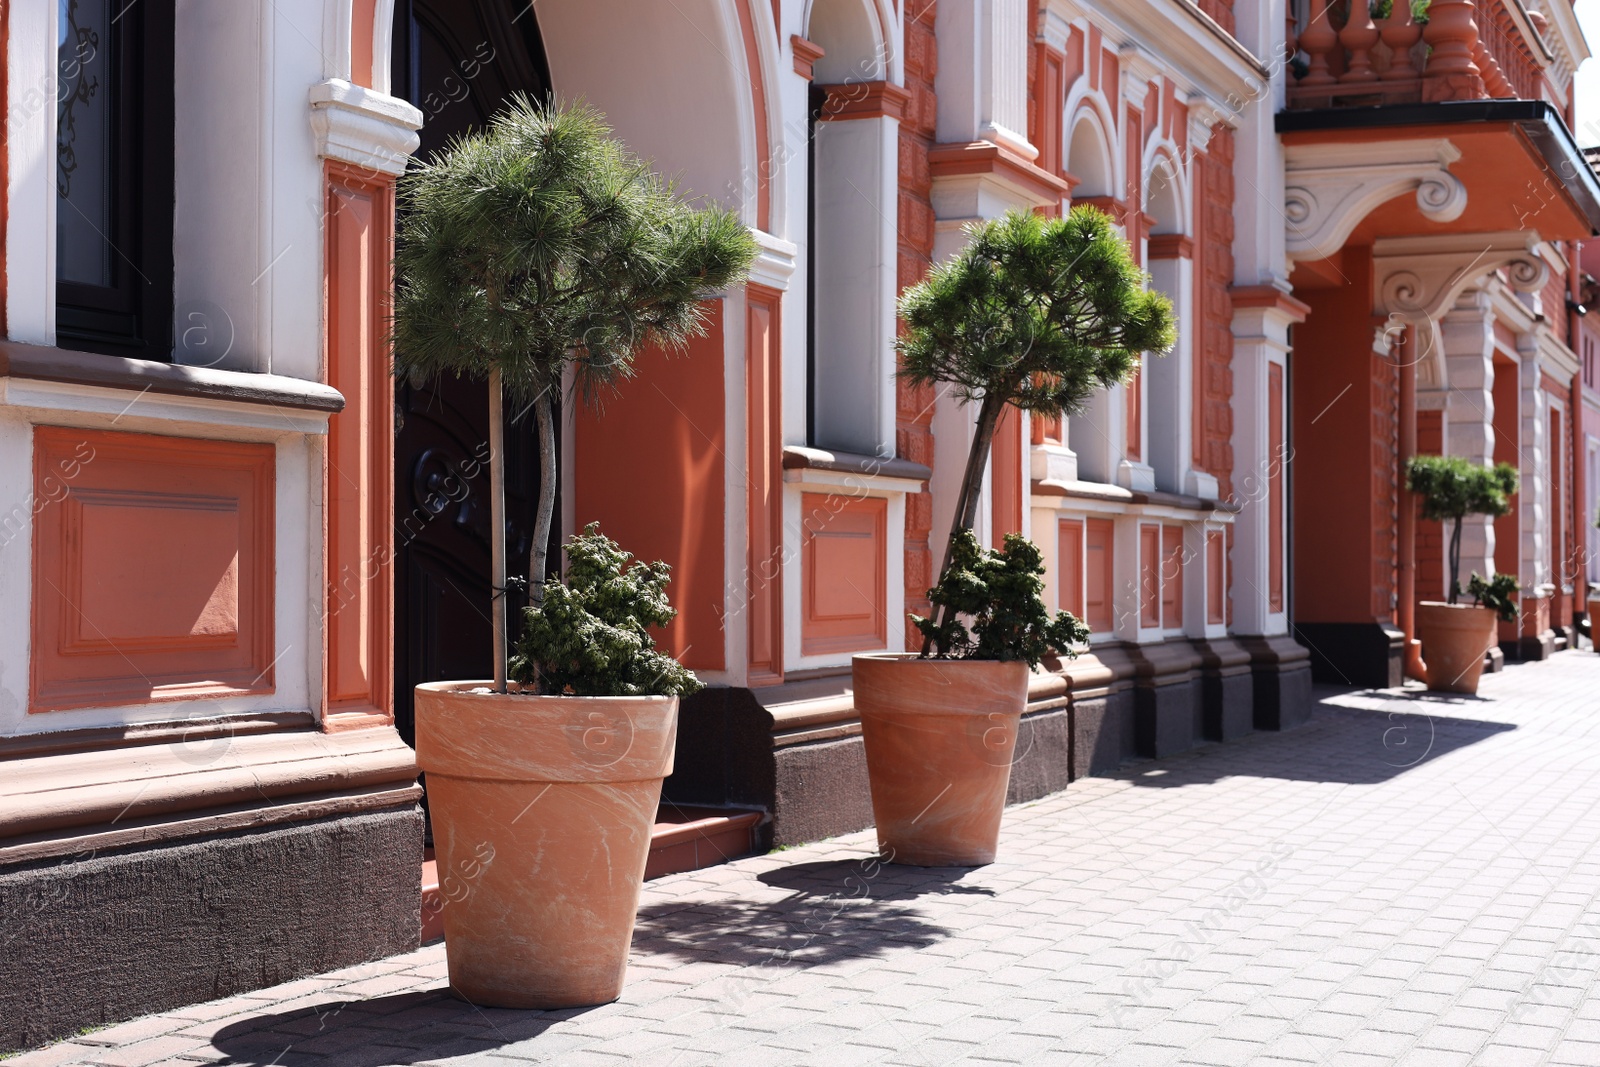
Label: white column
xmin=1521 ymin=357 xmax=1552 ymax=590
xmin=933 ymin=0 xmax=1033 ymax=155
xmin=1231 ymin=301 xmax=1294 ymax=638
xmin=1439 ymin=290 xmax=1498 ymax=583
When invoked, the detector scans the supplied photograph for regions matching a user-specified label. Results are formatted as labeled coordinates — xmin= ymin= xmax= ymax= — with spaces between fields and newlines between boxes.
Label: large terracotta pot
xmin=1416 ymin=602 xmax=1498 ymax=695
xmin=851 ymin=654 xmax=1029 ymax=866
xmin=415 ymin=682 xmax=677 ymax=1008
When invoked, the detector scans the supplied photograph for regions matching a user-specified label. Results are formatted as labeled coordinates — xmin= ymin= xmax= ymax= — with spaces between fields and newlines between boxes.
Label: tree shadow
xmin=208 ymin=988 xmax=581 ymax=1066
xmin=1124 ymin=697 xmax=1516 ymax=789
xmin=631 ymin=858 xmax=971 ymax=970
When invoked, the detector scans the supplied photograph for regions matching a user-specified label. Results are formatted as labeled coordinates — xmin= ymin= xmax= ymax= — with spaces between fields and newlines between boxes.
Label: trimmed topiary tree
xmin=896 ymin=206 xmax=1176 ymax=655
xmin=391 ymin=98 xmax=756 ymax=692
xmin=1405 ymin=453 xmax=1519 ymax=611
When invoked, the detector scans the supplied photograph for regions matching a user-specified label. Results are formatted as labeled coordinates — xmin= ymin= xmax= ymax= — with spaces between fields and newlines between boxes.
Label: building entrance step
xmin=420 ymin=803 xmax=765 ymax=941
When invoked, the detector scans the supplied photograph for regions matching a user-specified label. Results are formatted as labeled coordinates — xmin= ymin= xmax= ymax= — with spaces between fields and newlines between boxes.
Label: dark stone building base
xmin=1294 ymin=622 xmax=1404 ymax=689
xmin=0 ymin=807 xmax=423 ymax=1053
xmin=1241 ymin=634 xmax=1315 ymax=731
xmin=1193 ymin=637 xmax=1255 ymax=742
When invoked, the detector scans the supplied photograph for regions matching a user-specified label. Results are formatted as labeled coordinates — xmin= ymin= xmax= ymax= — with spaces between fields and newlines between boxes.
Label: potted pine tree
xmin=853 ymin=207 xmax=1174 ymax=866
xmin=391 ymin=99 xmax=755 ymax=1008
xmin=1405 ymin=454 xmax=1520 ymax=694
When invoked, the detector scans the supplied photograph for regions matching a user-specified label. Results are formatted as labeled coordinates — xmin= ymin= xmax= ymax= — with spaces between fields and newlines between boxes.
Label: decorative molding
xmin=791 ymin=34 xmax=825 ymax=80
xmin=1119 ymin=45 xmax=1163 ymax=108
xmin=800 ymin=493 xmax=888 ymax=656
xmin=308 ymin=78 xmax=423 ymax=177
xmin=817 ymin=80 xmax=912 ymax=122
xmin=1373 ymin=231 xmax=1549 ymax=389
xmin=929 ymin=140 xmax=1074 ymax=210
xmin=1229 ymin=285 xmax=1312 ymax=323
xmin=30 ymin=428 xmax=276 ymax=713
xmin=1148 ymin=233 xmax=1194 ymax=259
xmin=748 ymin=230 xmax=799 ymax=291
xmin=1284 ymin=139 xmax=1468 ymax=263
xmin=1186 ymin=93 xmax=1232 ymax=155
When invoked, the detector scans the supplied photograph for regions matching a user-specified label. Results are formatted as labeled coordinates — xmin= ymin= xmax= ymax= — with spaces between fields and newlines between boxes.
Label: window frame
xmin=54 ymin=0 xmax=174 ymax=361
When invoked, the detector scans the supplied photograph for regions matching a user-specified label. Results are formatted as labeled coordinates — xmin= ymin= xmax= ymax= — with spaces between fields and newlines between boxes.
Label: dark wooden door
xmin=389 ymin=0 xmax=553 ymax=746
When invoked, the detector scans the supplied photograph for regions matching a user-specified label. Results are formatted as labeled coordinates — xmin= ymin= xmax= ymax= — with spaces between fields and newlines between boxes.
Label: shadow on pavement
xmin=1124 ymin=701 xmax=1516 ymax=789
xmin=632 ymin=859 xmax=965 ymax=970
xmin=209 ymin=988 xmax=580 ymax=1066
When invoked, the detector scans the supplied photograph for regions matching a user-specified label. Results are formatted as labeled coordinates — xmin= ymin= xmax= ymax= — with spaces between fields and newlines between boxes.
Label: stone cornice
xmin=308 ymin=78 xmax=423 ymax=178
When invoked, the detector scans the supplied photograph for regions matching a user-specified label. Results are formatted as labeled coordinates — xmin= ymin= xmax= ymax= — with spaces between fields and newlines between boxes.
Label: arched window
xmin=1144 ymin=155 xmax=1190 ymax=494
xmin=1064 ymin=112 xmax=1117 ymax=483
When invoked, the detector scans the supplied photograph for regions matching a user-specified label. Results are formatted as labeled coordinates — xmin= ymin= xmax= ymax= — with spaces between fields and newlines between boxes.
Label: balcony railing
xmin=1287 ymin=0 xmax=1551 ymax=109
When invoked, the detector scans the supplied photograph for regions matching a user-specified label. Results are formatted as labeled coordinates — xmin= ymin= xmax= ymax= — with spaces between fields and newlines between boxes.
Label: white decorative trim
xmin=1373 ymin=231 xmax=1549 ymax=389
xmin=748 ymin=230 xmax=799 ymax=291
xmin=1038 ymin=8 xmax=1075 ymax=52
xmin=1119 ymin=44 xmax=1163 ymax=108
xmin=1284 ymin=140 xmax=1468 ymax=263
xmin=308 ymin=79 xmax=423 ymax=178
xmin=1186 ymin=93 xmax=1232 ymax=155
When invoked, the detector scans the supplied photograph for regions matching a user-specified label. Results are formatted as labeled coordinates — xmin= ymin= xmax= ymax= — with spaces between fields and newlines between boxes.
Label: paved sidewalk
xmin=10 ymin=649 xmax=1600 ymax=1067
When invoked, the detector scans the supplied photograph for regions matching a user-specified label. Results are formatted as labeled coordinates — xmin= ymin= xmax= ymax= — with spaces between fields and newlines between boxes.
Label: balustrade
xmin=1287 ymin=0 xmax=1548 ymax=109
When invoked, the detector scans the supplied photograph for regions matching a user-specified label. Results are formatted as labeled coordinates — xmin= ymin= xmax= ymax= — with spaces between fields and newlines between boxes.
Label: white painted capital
xmin=308 ymin=79 xmax=423 ymax=178
xmin=1284 ymin=139 xmax=1467 ymax=263
xmin=1119 ymin=45 xmax=1163 ymax=108
xmin=1186 ymin=94 xmax=1233 ymax=155
xmin=748 ymin=230 xmax=799 ymax=291
xmin=1373 ymin=231 xmax=1548 ymax=389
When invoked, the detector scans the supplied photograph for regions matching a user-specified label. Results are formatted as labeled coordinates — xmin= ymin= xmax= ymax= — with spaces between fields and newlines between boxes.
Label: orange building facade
xmin=1 ymin=0 xmax=1596 ymax=1048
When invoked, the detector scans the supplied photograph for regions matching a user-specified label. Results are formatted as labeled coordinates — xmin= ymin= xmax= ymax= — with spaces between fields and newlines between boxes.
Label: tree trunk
xmin=528 ymin=389 xmax=558 ymax=609
xmin=488 ymin=370 xmax=508 ymax=693
xmin=921 ymin=390 xmax=1007 ymax=655
xmin=1447 ymin=514 xmax=1462 ymax=605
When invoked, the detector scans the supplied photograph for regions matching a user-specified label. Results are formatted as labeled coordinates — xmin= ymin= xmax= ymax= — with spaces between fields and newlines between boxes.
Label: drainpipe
xmin=1397 ymin=324 xmax=1426 ymax=682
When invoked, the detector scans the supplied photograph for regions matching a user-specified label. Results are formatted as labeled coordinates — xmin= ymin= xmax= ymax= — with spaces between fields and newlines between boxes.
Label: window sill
xmin=0 ymin=342 xmax=345 ymax=413
xmin=1032 ymin=477 xmax=1242 ymax=514
xmin=781 ymin=445 xmax=930 ymax=493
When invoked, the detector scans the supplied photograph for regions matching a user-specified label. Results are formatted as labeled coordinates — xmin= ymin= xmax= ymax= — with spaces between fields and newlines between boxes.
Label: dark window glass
xmin=55 ymin=0 xmax=173 ymax=360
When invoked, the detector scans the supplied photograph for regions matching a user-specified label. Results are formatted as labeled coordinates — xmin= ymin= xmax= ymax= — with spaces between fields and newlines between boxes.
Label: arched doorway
xmin=388 ymin=0 xmax=554 ymax=745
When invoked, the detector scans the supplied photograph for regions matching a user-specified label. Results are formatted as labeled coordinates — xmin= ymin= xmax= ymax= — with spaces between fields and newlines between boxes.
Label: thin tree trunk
xmin=528 ymin=389 xmax=558 ymax=609
xmin=488 ymin=370 xmax=508 ymax=693
xmin=1448 ymin=515 xmax=1462 ymax=606
xmin=921 ymin=391 xmax=1006 ymax=655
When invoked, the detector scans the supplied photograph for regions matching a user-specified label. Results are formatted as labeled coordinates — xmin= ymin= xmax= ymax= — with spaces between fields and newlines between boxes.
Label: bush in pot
xmin=392 ymin=99 xmax=754 ymax=1007
xmin=854 ymin=207 xmax=1174 ymax=867
xmin=1404 ymin=453 xmax=1519 ymax=694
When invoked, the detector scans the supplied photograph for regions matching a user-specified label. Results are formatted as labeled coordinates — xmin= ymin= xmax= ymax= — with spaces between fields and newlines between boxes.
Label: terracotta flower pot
xmin=851 ymin=654 xmax=1030 ymax=866
xmin=415 ymin=681 xmax=677 ymax=1008
xmin=1416 ymin=602 xmax=1498 ymax=695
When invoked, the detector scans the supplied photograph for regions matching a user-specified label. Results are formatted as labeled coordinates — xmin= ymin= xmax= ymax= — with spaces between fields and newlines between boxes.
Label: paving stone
xmin=13 ymin=654 xmax=1600 ymax=1066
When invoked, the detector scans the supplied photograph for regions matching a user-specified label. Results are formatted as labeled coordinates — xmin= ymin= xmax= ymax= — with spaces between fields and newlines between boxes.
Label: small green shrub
xmin=1465 ymin=572 xmax=1518 ymax=623
xmin=510 ymin=524 xmax=702 ymax=697
xmin=912 ymin=530 xmax=1090 ymax=666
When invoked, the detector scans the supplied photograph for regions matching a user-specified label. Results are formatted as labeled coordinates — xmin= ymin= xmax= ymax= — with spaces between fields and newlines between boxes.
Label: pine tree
xmin=392 ymin=98 xmax=757 ymax=690
xmin=897 ymin=206 xmax=1175 ymax=653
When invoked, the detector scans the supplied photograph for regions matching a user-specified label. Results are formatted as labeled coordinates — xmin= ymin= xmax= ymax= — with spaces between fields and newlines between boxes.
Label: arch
xmin=537 ymin=0 xmax=757 ymax=224
xmin=1063 ymin=86 xmax=1118 ymax=198
xmin=805 ymin=0 xmax=888 ymax=81
xmin=1143 ymin=144 xmax=1189 ymax=236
